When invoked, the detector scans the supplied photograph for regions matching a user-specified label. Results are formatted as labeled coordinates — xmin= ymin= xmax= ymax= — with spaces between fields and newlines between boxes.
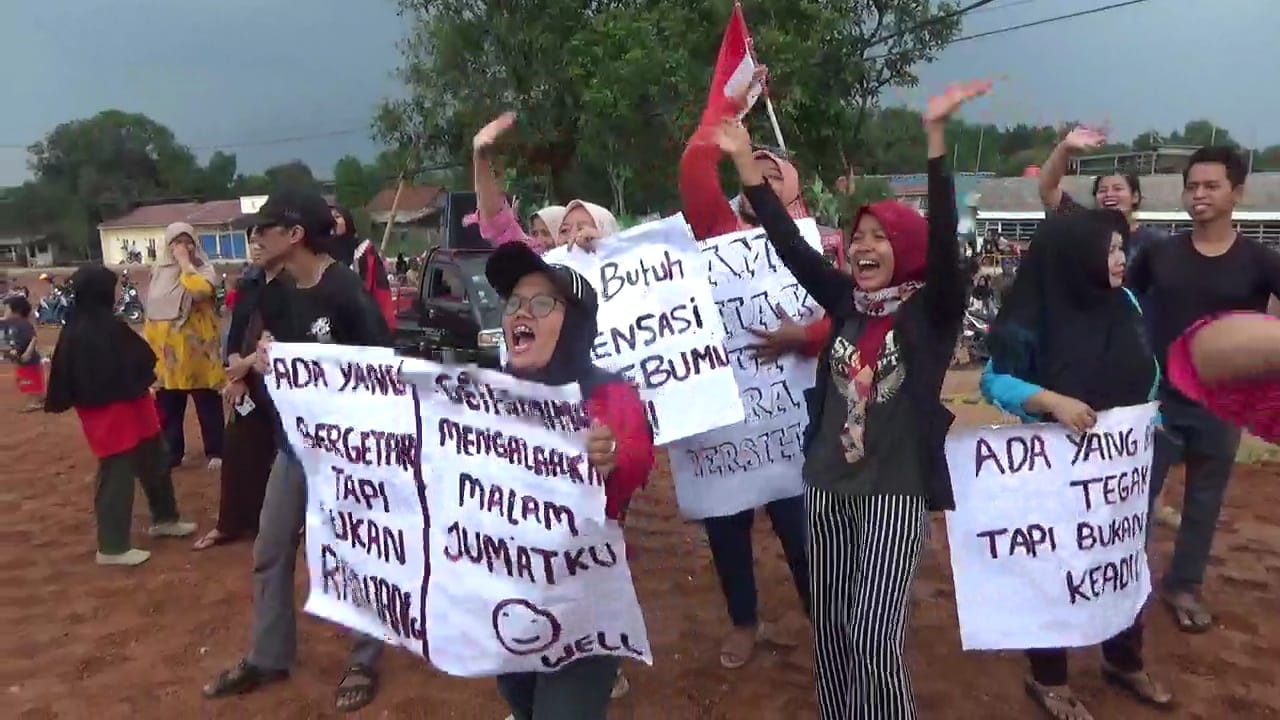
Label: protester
xmin=143 ymin=222 xmax=226 ymax=470
xmin=1037 ymin=125 xmax=1181 ymax=529
xmin=2 ymin=295 xmax=44 ymax=411
xmin=327 ymin=204 xmax=396 ymax=331
xmin=716 ymin=80 xmax=982 ymax=718
xmin=484 ymin=241 xmax=654 ymax=720
xmin=44 ymin=265 xmax=197 ymax=566
xmin=472 ymin=112 xmax=614 ymax=252
xmin=192 ymin=238 xmax=280 ymax=551
xmin=1126 ymin=146 xmax=1280 ymax=633
xmin=981 ymin=210 xmax=1172 ymax=719
xmin=203 ymin=188 xmax=392 ymax=713
xmin=678 ymin=64 xmax=815 ymax=668
xmin=395 ymin=251 xmax=409 ymax=278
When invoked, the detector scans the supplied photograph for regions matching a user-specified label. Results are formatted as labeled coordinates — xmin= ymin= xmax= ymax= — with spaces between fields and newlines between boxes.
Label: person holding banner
xmin=715 ymin=80 xmax=980 ymax=718
xmin=679 ymin=63 xmax=816 ymax=669
xmin=981 ymin=210 xmax=1172 ymax=718
xmin=483 ymin=241 xmax=655 ymax=720
xmin=203 ymin=187 xmax=393 ymax=714
xmin=472 ymin=112 xmax=618 ymax=252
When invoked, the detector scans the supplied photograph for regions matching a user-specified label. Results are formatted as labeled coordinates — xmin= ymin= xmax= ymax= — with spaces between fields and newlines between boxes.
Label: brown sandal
xmin=718 ymin=626 xmax=759 ymax=669
xmin=192 ymin=529 xmax=241 ymax=551
xmin=1161 ymin=590 xmax=1213 ymax=633
xmin=1102 ymin=664 xmax=1174 ymax=708
xmin=1024 ymin=678 xmax=1095 ymax=720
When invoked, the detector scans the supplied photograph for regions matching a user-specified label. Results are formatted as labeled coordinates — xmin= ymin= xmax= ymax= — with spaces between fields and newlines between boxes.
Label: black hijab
xmin=327 ymin=205 xmax=361 ymax=266
xmin=988 ymin=210 xmax=1155 ymax=412
xmin=45 ymin=265 xmax=157 ymax=412
xmin=485 ymin=243 xmax=621 ymax=399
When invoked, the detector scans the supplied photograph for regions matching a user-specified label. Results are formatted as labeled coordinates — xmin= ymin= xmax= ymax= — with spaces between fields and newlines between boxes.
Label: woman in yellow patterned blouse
xmin=144 ymin=222 xmax=227 ymax=470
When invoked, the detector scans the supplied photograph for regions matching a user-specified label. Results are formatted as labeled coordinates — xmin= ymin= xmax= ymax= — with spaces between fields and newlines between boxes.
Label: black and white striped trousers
xmin=807 ymin=488 xmax=928 ymax=720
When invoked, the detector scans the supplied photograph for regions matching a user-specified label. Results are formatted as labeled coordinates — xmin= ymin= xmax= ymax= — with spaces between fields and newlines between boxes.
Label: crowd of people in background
xmin=2 ymin=57 xmax=1278 ymax=720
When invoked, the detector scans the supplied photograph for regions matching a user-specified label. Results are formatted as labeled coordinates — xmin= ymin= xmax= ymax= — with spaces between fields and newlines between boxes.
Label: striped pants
xmin=807 ymin=488 xmax=928 ymax=720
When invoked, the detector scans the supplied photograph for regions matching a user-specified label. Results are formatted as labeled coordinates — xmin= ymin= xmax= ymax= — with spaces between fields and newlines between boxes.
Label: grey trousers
xmin=497 ymin=655 xmax=621 ymax=720
xmin=1148 ymin=392 xmax=1242 ymax=594
xmin=247 ymin=451 xmax=384 ymax=671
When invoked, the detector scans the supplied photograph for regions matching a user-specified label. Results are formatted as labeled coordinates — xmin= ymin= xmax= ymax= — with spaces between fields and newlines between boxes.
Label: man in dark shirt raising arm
xmin=1127 ymin=146 xmax=1280 ymax=634
xmin=203 ymin=187 xmax=390 ymax=713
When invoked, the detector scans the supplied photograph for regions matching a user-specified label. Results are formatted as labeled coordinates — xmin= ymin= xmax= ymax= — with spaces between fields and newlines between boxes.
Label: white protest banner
xmin=543 ymin=215 xmax=744 ymax=444
xmin=666 ymin=221 xmax=823 ymax=518
xmin=264 ymin=343 xmax=428 ymax=657
xmin=405 ymin=364 xmax=652 ymax=677
xmin=944 ymin=402 xmax=1158 ymax=651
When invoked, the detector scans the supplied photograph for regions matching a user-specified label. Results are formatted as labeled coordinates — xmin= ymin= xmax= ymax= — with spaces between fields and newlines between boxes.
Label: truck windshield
xmin=457 ymin=256 xmax=503 ymax=328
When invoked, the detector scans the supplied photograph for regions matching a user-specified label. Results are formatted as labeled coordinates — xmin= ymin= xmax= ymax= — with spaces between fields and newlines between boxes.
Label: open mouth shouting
xmin=854 ymin=257 xmax=881 ymax=281
xmin=509 ymin=323 xmax=536 ymax=354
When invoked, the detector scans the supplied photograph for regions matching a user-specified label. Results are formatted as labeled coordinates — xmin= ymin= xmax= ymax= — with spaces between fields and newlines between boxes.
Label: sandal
xmin=718 ymin=625 xmax=759 ymax=669
xmin=202 ymin=659 xmax=289 ymax=698
xmin=1101 ymin=663 xmax=1174 ymax=708
xmin=335 ymin=663 xmax=378 ymax=713
xmin=1024 ymin=677 xmax=1094 ymax=720
xmin=1161 ymin=590 xmax=1213 ymax=634
xmin=192 ymin=529 xmax=241 ymax=551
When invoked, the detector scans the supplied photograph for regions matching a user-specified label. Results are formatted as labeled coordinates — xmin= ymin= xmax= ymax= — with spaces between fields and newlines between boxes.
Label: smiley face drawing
xmin=492 ymin=599 xmax=562 ymax=655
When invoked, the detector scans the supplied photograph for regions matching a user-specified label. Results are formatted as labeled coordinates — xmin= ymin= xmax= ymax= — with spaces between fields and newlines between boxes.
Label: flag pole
xmin=739 ymin=1 xmax=787 ymax=153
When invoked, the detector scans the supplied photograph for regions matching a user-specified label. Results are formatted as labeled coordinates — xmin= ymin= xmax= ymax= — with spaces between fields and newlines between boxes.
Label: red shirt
xmin=586 ymin=381 xmax=655 ymax=520
xmin=74 ymin=394 xmax=162 ymax=459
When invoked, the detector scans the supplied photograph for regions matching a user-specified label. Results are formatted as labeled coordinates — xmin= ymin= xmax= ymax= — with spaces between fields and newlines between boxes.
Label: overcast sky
xmin=1 ymin=0 xmax=1276 ymax=187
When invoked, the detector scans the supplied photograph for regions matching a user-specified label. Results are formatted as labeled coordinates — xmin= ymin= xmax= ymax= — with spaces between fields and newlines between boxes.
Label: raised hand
xmin=923 ymin=79 xmax=993 ymax=127
xmin=1061 ymin=125 xmax=1107 ymax=152
xmin=473 ymin=112 xmax=516 ymax=152
xmin=730 ymin=64 xmax=768 ymax=112
xmin=713 ymin=117 xmax=754 ymax=159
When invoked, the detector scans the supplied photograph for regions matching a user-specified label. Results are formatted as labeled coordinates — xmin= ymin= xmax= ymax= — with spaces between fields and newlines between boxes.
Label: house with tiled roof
xmin=97 ymin=197 xmax=256 ymax=265
xmin=366 ymin=184 xmax=446 ymax=249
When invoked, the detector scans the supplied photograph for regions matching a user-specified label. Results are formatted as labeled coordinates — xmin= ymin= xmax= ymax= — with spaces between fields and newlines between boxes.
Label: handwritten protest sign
xmin=404 ymin=364 xmax=652 ymax=677
xmin=666 ymin=221 xmax=823 ymax=518
xmin=543 ymin=215 xmax=743 ymax=444
xmin=265 ymin=343 xmax=428 ymax=657
xmin=943 ymin=402 xmax=1158 ymax=650
xmin=267 ymin=344 xmax=652 ymax=676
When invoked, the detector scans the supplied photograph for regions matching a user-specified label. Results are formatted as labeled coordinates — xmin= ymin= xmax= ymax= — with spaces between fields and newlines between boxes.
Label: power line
xmin=866 ymin=0 xmax=1158 ymax=60
xmin=859 ymin=0 xmax=1003 ymax=51
xmin=966 ymin=0 xmax=1046 ymax=15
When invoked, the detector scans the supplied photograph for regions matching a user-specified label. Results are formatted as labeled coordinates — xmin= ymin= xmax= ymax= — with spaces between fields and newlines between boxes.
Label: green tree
xmin=263 ymin=160 xmax=319 ymax=190
xmin=380 ymin=0 xmax=962 ymax=213
xmin=333 ymin=155 xmax=378 ymax=210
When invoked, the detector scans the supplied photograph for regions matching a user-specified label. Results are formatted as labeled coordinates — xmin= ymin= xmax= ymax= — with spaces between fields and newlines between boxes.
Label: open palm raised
xmin=473 ymin=111 xmax=516 ymax=152
xmin=923 ymin=79 xmax=993 ymax=126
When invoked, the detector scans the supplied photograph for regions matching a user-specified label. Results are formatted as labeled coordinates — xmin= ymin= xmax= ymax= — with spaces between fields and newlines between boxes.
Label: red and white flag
xmin=701 ymin=2 xmax=762 ymax=126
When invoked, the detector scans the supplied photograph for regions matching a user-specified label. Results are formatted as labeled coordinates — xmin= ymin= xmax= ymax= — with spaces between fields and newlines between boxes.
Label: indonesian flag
xmin=701 ymin=3 xmax=762 ymax=126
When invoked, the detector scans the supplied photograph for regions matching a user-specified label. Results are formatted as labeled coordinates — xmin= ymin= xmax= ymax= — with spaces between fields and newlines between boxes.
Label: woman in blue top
xmin=981 ymin=210 xmax=1172 ymax=720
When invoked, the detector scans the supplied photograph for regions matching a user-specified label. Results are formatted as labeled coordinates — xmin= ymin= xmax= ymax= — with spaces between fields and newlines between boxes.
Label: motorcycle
xmin=1 ymin=284 xmax=29 ymax=301
xmin=961 ymin=306 xmax=991 ymax=362
xmin=214 ymin=273 xmax=228 ymax=315
xmin=115 ymin=270 xmax=144 ymax=323
xmin=36 ymin=283 xmax=73 ymax=326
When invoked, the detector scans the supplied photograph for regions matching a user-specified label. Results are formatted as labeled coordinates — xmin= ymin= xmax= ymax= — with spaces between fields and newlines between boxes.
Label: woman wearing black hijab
xmin=328 ymin=205 xmax=396 ymax=331
xmin=483 ymin=242 xmax=655 ymax=720
xmin=46 ymin=265 xmax=196 ymax=566
xmin=980 ymin=210 xmax=1171 ymax=718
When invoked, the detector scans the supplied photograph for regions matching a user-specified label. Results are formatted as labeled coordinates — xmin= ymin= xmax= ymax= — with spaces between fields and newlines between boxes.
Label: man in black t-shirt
xmin=203 ymin=187 xmax=387 ymax=713
xmin=1127 ymin=147 xmax=1280 ymax=634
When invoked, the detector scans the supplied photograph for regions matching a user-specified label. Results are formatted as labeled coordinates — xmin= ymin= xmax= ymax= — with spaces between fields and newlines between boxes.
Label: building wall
xmin=99 ymin=225 xmax=250 ymax=265
xmin=99 ymin=226 xmax=167 ymax=265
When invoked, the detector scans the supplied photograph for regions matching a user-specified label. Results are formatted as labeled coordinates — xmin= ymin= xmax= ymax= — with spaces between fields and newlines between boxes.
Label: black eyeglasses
xmin=503 ymin=294 xmax=563 ymax=318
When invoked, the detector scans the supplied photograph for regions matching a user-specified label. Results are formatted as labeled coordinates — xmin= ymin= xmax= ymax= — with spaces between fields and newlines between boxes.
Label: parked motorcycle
xmin=115 ymin=270 xmax=144 ymax=323
xmin=214 ymin=273 xmax=228 ymax=315
xmin=36 ymin=283 xmax=73 ymax=326
xmin=1 ymin=284 xmax=29 ymax=301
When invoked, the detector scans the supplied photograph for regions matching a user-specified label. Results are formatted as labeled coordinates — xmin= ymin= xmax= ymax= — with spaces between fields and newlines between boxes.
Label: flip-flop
xmin=718 ymin=627 xmax=759 ymax=669
xmin=335 ymin=663 xmax=378 ymax=714
xmin=1161 ymin=591 xmax=1213 ymax=634
xmin=1101 ymin=664 xmax=1174 ymax=709
xmin=1023 ymin=677 xmax=1094 ymax=720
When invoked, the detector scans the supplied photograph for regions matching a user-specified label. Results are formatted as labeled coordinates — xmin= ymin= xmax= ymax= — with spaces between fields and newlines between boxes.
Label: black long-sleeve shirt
xmin=743 ymin=156 xmax=963 ymax=510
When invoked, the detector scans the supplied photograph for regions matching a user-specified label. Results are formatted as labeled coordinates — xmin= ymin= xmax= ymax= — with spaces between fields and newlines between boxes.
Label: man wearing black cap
xmin=203 ymin=187 xmax=390 ymax=713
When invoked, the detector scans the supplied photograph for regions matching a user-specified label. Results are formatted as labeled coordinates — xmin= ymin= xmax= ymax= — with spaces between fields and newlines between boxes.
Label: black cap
xmin=485 ymin=242 xmax=597 ymax=316
xmin=235 ymin=186 xmax=334 ymax=237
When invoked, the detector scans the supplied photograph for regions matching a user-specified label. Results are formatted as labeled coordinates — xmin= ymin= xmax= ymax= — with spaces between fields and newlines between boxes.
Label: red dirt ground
xmin=3 ymin=348 xmax=1279 ymax=719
